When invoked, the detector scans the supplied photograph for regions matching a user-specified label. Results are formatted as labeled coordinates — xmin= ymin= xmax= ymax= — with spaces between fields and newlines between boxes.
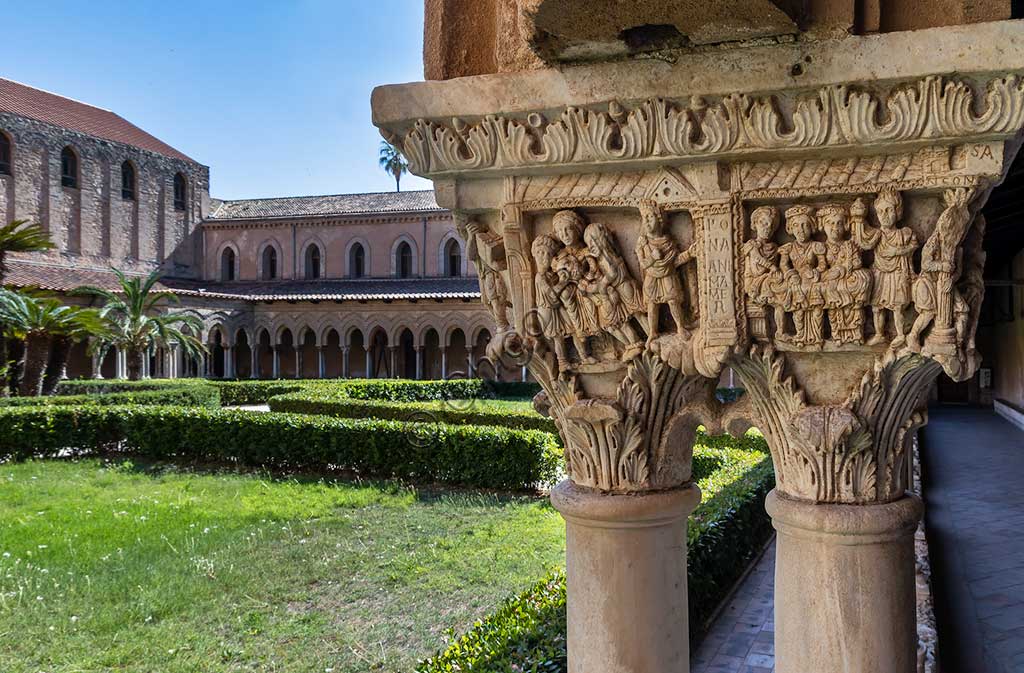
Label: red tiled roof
xmin=208 ymin=190 xmax=443 ymax=220
xmin=2 ymin=260 xmax=480 ymax=302
xmin=0 ymin=78 xmax=195 ymax=163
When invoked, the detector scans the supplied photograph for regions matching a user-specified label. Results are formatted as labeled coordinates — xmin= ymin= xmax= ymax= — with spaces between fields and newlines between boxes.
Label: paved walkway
xmin=691 ymin=542 xmax=776 ymax=673
xmin=922 ymin=407 xmax=1024 ymax=673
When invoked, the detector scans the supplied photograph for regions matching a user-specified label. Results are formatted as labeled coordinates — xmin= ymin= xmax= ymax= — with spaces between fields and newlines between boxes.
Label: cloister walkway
xmin=922 ymin=407 xmax=1024 ymax=673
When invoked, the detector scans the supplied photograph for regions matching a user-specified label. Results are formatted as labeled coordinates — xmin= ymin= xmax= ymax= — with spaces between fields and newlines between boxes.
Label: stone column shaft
xmin=342 ymin=347 xmax=350 ymax=378
xmin=552 ymin=481 xmax=701 ymax=673
xmin=272 ymin=347 xmax=280 ymax=379
xmin=440 ymin=347 xmax=447 ymax=379
xmin=415 ymin=346 xmax=423 ymax=380
xmin=317 ymin=346 xmax=326 ymax=379
xmin=250 ymin=347 xmax=259 ymax=379
xmin=767 ymin=491 xmax=922 ymax=673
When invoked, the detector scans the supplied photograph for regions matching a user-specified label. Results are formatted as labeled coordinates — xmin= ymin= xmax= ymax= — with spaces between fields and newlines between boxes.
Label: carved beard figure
xmin=742 ymin=206 xmax=781 ymax=341
xmin=777 ymin=205 xmax=827 ymax=349
xmin=820 ymin=204 xmax=871 ymax=346
xmin=551 ymin=210 xmax=599 ymax=365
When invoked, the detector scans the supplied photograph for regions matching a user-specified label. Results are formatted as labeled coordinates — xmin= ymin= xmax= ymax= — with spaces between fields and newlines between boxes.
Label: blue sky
xmin=4 ymin=0 xmax=434 ymax=198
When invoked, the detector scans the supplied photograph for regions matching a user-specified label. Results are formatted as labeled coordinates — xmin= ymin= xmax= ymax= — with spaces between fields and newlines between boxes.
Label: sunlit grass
xmin=0 ymin=459 xmax=565 ymax=673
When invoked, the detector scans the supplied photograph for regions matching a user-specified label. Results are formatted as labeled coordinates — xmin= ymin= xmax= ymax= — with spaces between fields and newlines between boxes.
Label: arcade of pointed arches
xmin=127 ymin=312 xmax=518 ymax=382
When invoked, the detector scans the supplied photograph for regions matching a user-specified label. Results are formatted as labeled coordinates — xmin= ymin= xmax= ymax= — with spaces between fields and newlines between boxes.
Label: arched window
xmin=396 ymin=241 xmax=413 ymax=279
xmin=261 ymin=245 xmax=278 ymax=280
xmin=304 ymin=244 xmax=322 ymax=280
xmin=0 ymin=132 xmax=11 ymax=175
xmin=349 ymin=243 xmax=366 ymax=278
xmin=221 ymin=247 xmax=236 ymax=281
xmin=121 ymin=161 xmax=136 ymax=200
xmin=173 ymin=173 xmax=187 ymax=210
xmin=444 ymin=238 xmax=462 ymax=277
xmin=61 ymin=147 xmax=78 ymax=188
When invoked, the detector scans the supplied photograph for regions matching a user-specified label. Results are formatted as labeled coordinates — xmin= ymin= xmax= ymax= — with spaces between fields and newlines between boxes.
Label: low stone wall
xmin=994 ymin=399 xmax=1024 ymax=433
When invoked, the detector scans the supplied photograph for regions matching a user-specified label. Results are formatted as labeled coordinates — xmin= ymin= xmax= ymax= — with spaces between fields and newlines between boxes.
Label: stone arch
xmin=390 ymin=322 xmax=420 ymax=348
xmin=216 ymin=240 xmax=240 ymax=281
xmin=367 ymin=325 xmax=390 ymax=378
xmin=296 ymin=323 xmax=320 ymax=347
xmin=438 ymin=230 xmax=468 ymax=277
xmin=345 ymin=236 xmax=371 ymax=278
xmin=0 ymin=128 xmax=14 ymax=177
xmin=299 ymin=236 xmax=327 ymax=280
xmin=390 ymin=234 xmax=419 ymax=278
xmin=257 ymin=238 xmax=284 ymax=280
xmin=119 ymin=158 xmax=138 ymax=201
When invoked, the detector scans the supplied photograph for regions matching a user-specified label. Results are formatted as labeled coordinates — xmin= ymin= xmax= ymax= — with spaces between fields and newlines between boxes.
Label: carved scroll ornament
xmin=383 ymin=75 xmax=1024 ymax=177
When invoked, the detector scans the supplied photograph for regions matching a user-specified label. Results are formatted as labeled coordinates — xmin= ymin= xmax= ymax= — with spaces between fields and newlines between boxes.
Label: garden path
xmin=691 ymin=542 xmax=776 ymax=673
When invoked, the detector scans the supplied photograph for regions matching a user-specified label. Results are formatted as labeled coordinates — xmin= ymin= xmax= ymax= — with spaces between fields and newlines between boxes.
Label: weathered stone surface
xmin=375 ymin=14 xmax=1024 ymax=673
xmin=420 ymin=0 xmax=1012 ymax=79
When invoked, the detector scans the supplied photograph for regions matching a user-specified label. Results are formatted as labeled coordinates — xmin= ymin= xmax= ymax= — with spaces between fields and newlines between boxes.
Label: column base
xmin=551 ymin=480 xmax=702 ymax=673
xmin=766 ymin=489 xmax=923 ymax=673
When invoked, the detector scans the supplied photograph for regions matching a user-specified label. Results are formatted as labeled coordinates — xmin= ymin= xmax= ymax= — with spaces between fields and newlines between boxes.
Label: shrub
xmin=56 ymin=378 xmax=212 ymax=395
xmin=416 ymin=442 xmax=775 ymax=673
xmin=210 ymin=380 xmax=306 ymax=405
xmin=0 ymin=385 xmax=220 ymax=409
xmin=338 ymin=378 xmax=490 ymax=402
xmin=0 ymin=406 xmax=562 ymax=490
xmin=267 ymin=394 xmax=558 ymax=433
xmin=485 ymin=381 xmax=542 ymax=399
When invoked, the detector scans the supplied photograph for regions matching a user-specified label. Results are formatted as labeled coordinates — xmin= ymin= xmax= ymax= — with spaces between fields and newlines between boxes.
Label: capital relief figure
xmin=777 ymin=205 xmax=827 ymax=349
xmin=461 ymin=216 xmax=512 ymax=332
xmin=820 ymin=203 xmax=872 ymax=346
xmin=741 ymin=205 xmax=781 ymax=342
xmin=850 ymin=190 xmax=917 ymax=346
xmin=636 ymin=203 xmax=697 ymax=346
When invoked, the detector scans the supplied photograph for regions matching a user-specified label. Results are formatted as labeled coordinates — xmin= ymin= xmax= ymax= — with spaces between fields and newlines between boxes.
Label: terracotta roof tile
xmin=2 ymin=261 xmax=480 ymax=302
xmin=161 ymin=277 xmax=480 ymax=302
xmin=0 ymin=78 xmax=195 ymax=163
xmin=207 ymin=190 xmax=443 ymax=220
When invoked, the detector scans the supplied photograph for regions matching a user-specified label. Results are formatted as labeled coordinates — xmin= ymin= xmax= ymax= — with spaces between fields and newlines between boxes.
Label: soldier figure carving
xmin=635 ymin=203 xmax=697 ymax=346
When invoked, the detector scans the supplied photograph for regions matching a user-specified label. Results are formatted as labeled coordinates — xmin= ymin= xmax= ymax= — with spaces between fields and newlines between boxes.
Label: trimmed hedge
xmin=267 ymin=394 xmax=558 ymax=433
xmin=485 ymin=381 xmax=542 ymax=399
xmin=210 ymin=381 xmax=306 ymax=406
xmin=416 ymin=439 xmax=775 ymax=673
xmin=0 ymin=405 xmax=561 ymax=490
xmin=57 ymin=379 xmax=213 ymax=395
xmin=0 ymin=385 xmax=220 ymax=409
xmin=337 ymin=378 xmax=490 ymax=402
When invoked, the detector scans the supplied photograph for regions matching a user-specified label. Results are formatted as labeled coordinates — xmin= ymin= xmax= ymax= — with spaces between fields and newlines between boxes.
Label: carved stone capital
xmin=374 ymin=25 xmax=1024 ymax=497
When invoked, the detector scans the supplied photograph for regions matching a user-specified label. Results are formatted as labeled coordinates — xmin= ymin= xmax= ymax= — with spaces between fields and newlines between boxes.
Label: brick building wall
xmin=0 ymin=111 xmax=209 ymax=278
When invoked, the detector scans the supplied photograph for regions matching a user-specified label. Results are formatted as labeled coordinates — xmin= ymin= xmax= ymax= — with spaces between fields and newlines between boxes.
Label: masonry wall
xmin=987 ymin=249 xmax=1024 ymax=408
xmin=203 ymin=211 xmax=473 ymax=280
xmin=0 ymin=112 xmax=210 ymax=278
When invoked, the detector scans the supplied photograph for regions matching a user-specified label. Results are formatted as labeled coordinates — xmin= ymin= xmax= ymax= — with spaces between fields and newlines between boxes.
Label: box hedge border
xmin=0 ymin=405 xmax=562 ymax=490
xmin=3 ymin=384 xmax=220 ymax=409
xmin=267 ymin=394 xmax=558 ymax=433
xmin=416 ymin=443 xmax=775 ymax=673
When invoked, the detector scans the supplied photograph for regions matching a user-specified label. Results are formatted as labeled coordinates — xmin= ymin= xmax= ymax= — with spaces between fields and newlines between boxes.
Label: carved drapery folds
xmin=378 ymin=73 xmax=1024 ymax=499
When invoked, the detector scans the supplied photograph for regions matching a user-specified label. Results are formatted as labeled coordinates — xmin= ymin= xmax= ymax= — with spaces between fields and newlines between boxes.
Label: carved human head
xmin=750 ymin=206 xmax=779 ymax=241
xmin=816 ymin=203 xmax=848 ymax=241
xmin=784 ymin=204 xmax=815 ymax=242
xmin=552 ymin=210 xmax=585 ymax=247
xmin=874 ymin=188 xmax=903 ymax=229
xmin=532 ymin=233 xmax=559 ymax=269
xmin=639 ymin=202 xmax=664 ymax=236
xmin=583 ymin=222 xmax=614 ymax=255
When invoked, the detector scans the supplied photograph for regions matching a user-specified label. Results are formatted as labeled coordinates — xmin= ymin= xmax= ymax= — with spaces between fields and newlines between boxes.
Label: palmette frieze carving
xmin=385 ymin=75 xmax=1024 ymax=177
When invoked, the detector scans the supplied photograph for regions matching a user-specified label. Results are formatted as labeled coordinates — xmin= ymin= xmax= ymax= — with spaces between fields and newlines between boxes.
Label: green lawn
xmin=0 ymin=459 xmax=565 ymax=673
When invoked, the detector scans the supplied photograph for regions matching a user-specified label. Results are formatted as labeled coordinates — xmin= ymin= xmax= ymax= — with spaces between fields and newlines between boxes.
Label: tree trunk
xmin=7 ymin=338 xmax=23 ymax=396
xmin=42 ymin=335 xmax=72 ymax=396
xmin=19 ymin=332 xmax=50 ymax=397
xmin=127 ymin=347 xmax=145 ymax=381
xmin=0 ymin=334 xmax=8 ymax=398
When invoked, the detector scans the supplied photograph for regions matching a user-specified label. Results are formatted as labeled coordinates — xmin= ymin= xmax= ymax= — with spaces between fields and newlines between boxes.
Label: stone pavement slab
xmin=922 ymin=407 xmax=1024 ymax=673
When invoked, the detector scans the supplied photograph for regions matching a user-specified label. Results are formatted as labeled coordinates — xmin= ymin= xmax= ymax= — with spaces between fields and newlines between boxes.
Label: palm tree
xmin=0 ymin=291 xmax=79 ymax=396
xmin=0 ymin=220 xmax=53 ymax=393
xmin=41 ymin=306 xmax=107 ymax=395
xmin=75 ymin=269 xmax=205 ymax=380
xmin=379 ymin=141 xmax=408 ymax=192
xmin=0 ymin=219 xmax=53 ymax=284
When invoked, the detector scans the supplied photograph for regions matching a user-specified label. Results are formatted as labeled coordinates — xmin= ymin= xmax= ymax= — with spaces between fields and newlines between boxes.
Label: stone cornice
xmin=201 ymin=212 xmax=453 ymax=229
xmin=373 ymin=21 xmax=1024 ymax=179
